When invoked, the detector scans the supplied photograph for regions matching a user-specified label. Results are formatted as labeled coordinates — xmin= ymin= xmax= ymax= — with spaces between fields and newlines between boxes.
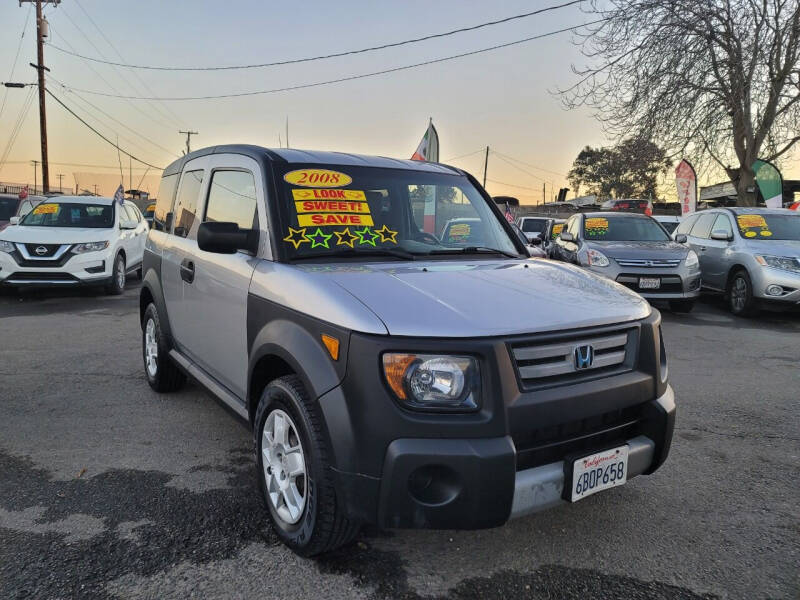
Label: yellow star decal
xmin=283 ymin=227 xmax=309 ymax=249
xmin=334 ymin=228 xmax=359 ymax=248
xmin=375 ymin=224 xmax=398 ymax=244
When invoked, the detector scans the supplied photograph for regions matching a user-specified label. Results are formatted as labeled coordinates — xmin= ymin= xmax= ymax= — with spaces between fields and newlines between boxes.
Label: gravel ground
xmin=0 ymin=282 xmax=798 ymax=599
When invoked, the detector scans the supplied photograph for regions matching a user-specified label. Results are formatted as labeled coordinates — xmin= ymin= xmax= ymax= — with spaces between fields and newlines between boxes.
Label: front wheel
xmin=142 ymin=303 xmax=186 ymax=392
xmin=254 ymin=375 xmax=358 ymax=556
xmin=106 ymin=254 xmax=126 ymax=295
xmin=728 ymin=270 xmax=757 ymax=317
xmin=669 ymin=299 xmax=695 ymax=313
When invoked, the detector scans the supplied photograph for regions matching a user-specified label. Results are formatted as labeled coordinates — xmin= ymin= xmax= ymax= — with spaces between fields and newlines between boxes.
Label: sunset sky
xmin=1 ymin=0 xmax=798 ymax=201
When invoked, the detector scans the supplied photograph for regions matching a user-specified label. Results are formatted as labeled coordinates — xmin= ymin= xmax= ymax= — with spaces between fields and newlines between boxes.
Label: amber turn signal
xmin=321 ymin=334 xmax=340 ymax=361
xmin=382 ymin=353 xmax=417 ymax=400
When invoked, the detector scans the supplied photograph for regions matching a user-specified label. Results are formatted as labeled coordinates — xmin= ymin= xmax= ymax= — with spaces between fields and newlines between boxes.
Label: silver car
xmin=553 ymin=212 xmax=701 ymax=312
xmin=674 ymin=207 xmax=800 ymax=316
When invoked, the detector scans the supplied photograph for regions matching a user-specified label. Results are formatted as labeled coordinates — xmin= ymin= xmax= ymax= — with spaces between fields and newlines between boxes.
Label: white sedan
xmin=0 ymin=196 xmax=148 ymax=294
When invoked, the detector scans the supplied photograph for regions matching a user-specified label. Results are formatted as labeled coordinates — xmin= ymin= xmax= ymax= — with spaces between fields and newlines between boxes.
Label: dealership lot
xmin=0 ymin=283 xmax=798 ymax=599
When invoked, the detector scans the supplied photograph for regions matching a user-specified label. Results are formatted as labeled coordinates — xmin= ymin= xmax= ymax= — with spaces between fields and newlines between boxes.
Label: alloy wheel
xmin=731 ymin=276 xmax=747 ymax=312
xmin=144 ymin=318 xmax=158 ymax=377
xmin=116 ymin=257 xmax=126 ymax=289
xmin=261 ymin=409 xmax=307 ymax=525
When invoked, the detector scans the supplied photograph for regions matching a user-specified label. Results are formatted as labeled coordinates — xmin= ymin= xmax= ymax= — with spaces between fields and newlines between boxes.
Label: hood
xmin=0 ymin=225 xmax=114 ymax=244
xmin=299 ymin=259 xmax=650 ymax=337
xmin=586 ymin=240 xmax=688 ymax=260
xmin=741 ymin=239 xmax=800 ymax=257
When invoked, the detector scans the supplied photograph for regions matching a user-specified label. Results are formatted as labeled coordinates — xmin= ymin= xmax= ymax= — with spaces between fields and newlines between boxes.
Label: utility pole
xmin=21 ymin=0 xmax=59 ymax=194
xmin=93 ymin=184 xmax=98 ymax=196
xmin=542 ymin=182 xmax=546 ymax=205
xmin=482 ymin=146 xmax=489 ymax=188
xmin=57 ymin=173 xmax=64 ymax=192
xmin=31 ymin=160 xmax=39 ymax=193
xmin=285 ymin=117 xmax=290 ymax=149
xmin=179 ymin=130 xmax=198 ymax=155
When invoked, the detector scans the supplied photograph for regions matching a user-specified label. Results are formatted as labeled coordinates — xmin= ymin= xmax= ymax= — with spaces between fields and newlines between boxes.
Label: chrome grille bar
xmin=615 ymin=258 xmax=681 ymax=268
xmin=513 ymin=332 xmax=629 ymax=380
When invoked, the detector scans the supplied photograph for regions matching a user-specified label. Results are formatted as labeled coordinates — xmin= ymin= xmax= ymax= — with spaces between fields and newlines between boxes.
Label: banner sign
xmin=675 ymin=159 xmax=697 ymax=217
xmin=752 ymin=159 xmax=783 ymax=209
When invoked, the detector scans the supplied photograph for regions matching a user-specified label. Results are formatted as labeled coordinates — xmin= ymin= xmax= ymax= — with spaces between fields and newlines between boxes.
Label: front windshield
xmin=521 ymin=219 xmax=547 ymax=233
xmin=583 ymin=216 xmax=670 ymax=242
xmin=19 ymin=202 xmax=114 ymax=228
xmin=0 ymin=198 xmax=17 ymax=220
xmin=276 ymin=165 xmax=518 ymax=259
xmin=735 ymin=213 xmax=800 ymax=241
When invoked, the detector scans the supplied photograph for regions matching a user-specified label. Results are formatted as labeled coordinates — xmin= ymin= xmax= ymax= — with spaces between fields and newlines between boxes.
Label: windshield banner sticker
xmin=551 ymin=223 xmax=564 ymax=237
xmin=283 ymin=227 xmax=310 ymax=249
xmin=292 ymin=189 xmax=366 ymax=201
xmin=585 ymin=217 xmax=609 ymax=236
xmin=297 ymin=213 xmax=374 ymax=227
xmin=284 ymin=169 xmax=352 ymax=188
xmin=33 ymin=203 xmax=58 ymax=215
xmin=447 ymin=223 xmax=471 ymax=242
xmin=334 ymin=228 xmax=359 ymax=248
xmin=295 ymin=200 xmax=371 ymax=214
xmin=736 ymin=214 xmax=772 ymax=237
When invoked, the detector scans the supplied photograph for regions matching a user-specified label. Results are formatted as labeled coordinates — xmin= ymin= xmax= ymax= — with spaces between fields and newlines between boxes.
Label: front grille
xmin=615 ymin=258 xmax=681 ymax=268
xmin=510 ymin=327 xmax=636 ymax=391
xmin=23 ymin=243 xmax=62 ymax=258
xmin=514 ymin=404 xmax=644 ymax=471
xmin=616 ymin=274 xmax=683 ymax=294
xmin=6 ymin=272 xmax=78 ymax=283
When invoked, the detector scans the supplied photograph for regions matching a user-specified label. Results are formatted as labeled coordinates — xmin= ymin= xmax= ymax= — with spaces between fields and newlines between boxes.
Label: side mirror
xmin=529 ymin=236 xmax=543 ymax=246
xmin=710 ymin=230 xmax=731 ymax=241
xmin=198 ymin=221 xmax=259 ymax=254
xmin=559 ymin=231 xmax=575 ymax=242
xmin=9 ymin=216 xmax=20 ymax=226
xmin=674 ymin=233 xmax=688 ymax=244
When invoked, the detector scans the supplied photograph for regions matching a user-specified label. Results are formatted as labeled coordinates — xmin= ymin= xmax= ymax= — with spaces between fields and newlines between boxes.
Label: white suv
xmin=0 ymin=196 xmax=148 ymax=294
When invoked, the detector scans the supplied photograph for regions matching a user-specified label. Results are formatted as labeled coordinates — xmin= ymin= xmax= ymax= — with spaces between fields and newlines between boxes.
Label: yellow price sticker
xmin=552 ymin=223 xmax=564 ymax=236
xmin=33 ymin=203 xmax=59 ymax=215
xmin=284 ymin=169 xmax=352 ymax=188
xmin=737 ymin=215 xmax=767 ymax=229
xmin=585 ymin=217 xmax=609 ymax=229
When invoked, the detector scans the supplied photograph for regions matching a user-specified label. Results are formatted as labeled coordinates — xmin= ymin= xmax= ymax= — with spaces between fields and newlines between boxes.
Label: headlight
xmin=585 ymin=248 xmax=610 ymax=267
xmin=382 ymin=353 xmax=480 ymax=411
xmin=0 ymin=240 xmax=14 ymax=254
xmin=685 ymin=250 xmax=699 ymax=268
xmin=755 ymin=255 xmax=800 ymax=274
xmin=73 ymin=241 xmax=110 ymax=254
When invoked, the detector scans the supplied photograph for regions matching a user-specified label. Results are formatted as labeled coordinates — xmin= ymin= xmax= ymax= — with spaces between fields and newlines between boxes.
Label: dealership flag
xmin=411 ymin=120 xmax=439 ymax=163
xmin=674 ymin=159 xmax=697 ymax=217
xmin=18 ymin=186 xmax=28 ymax=200
xmin=753 ymin=159 xmax=783 ymax=208
xmin=113 ymin=184 xmax=125 ymax=205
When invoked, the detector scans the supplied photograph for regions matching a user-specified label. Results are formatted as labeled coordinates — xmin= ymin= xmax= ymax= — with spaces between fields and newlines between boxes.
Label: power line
xmin=441 ymin=149 xmax=486 ymax=163
xmin=58 ymin=18 xmax=608 ymax=102
xmin=45 ymin=1 xmax=583 ymax=72
xmin=492 ymin=152 xmax=550 ymax=183
xmin=4 ymin=159 xmax=152 ymax=170
xmin=0 ymin=4 xmax=33 ymax=125
xmin=486 ymin=177 xmax=541 ymax=191
xmin=0 ymin=86 xmax=37 ymax=175
xmin=45 ymin=87 xmax=163 ymax=170
xmin=491 ymin=149 xmax=567 ymax=178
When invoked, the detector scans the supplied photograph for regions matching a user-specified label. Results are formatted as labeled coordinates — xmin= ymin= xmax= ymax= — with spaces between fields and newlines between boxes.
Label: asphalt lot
xmin=1 ymin=281 xmax=798 ymax=599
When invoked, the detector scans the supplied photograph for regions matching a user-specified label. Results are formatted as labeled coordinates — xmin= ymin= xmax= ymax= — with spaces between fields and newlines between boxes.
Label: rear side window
xmin=690 ymin=213 xmax=716 ymax=239
xmin=204 ymin=170 xmax=258 ymax=230
xmin=173 ymin=170 xmax=204 ymax=239
xmin=153 ymin=174 xmax=179 ymax=231
xmin=675 ymin=214 xmax=697 ymax=235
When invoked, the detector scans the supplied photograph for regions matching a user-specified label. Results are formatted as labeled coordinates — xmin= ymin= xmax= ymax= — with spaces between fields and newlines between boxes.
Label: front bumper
xmin=0 ymin=247 xmax=113 ymax=286
xmin=750 ymin=266 xmax=800 ymax=305
xmin=586 ymin=263 xmax=701 ymax=300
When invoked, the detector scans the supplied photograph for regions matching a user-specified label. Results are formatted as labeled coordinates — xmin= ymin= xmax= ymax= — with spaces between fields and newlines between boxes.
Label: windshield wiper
xmin=428 ymin=246 xmax=521 ymax=259
xmin=291 ymin=247 xmax=416 ymax=261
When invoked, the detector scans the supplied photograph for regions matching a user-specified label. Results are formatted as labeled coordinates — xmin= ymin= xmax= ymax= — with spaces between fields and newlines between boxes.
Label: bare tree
xmin=561 ymin=0 xmax=800 ymax=205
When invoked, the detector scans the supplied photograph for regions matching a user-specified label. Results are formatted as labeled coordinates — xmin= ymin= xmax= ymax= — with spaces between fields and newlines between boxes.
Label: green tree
xmin=568 ymin=138 xmax=671 ymax=199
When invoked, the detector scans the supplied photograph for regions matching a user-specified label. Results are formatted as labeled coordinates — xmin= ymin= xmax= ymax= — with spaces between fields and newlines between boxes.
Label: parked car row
xmin=0 ymin=192 xmax=46 ymax=232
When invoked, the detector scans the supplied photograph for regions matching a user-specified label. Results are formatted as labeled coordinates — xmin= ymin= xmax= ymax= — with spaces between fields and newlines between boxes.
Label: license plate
xmin=639 ymin=277 xmax=661 ymax=289
xmin=570 ymin=445 xmax=629 ymax=502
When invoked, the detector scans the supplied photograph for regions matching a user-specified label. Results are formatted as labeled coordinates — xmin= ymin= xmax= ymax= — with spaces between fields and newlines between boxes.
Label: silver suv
xmin=140 ymin=145 xmax=675 ymax=556
xmin=553 ymin=212 xmax=701 ymax=313
xmin=675 ymin=207 xmax=800 ymax=315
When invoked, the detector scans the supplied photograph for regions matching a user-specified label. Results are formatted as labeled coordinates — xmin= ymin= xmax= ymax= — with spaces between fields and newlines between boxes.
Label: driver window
xmin=712 ymin=214 xmax=733 ymax=238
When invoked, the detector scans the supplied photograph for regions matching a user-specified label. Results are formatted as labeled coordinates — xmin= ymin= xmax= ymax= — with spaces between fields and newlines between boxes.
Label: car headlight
xmin=755 ymin=255 xmax=800 ymax=274
xmin=685 ymin=250 xmax=699 ymax=268
xmin=0 ymin=240 xmax=14 ymax=254
xmin=73 ymin=241 xmax=110 ymax=254
xmin=585 ymin=248 xmax=610 ymax=267
xmin=382 ymin=353 xmax=480 ymax=411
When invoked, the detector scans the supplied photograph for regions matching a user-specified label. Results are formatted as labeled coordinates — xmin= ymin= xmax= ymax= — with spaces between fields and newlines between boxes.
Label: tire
xmin=727 ymin=270 xmax=758 ymax=317
xmin=142 ymin=303 xmax=186 ymax=392
xmin=254 ymin=375 xmax=358 ymax=556
xmin=105 ymin=253 xmax=126 ymax=295
xmin=669 ymin=299 xmax=695 ymax=313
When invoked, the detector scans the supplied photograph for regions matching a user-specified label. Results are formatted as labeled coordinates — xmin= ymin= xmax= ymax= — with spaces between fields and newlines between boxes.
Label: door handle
xmin=699 ymin=246 xmax=707 ymax=251
xmin=180 ymin=259 xmax=195 ymax=283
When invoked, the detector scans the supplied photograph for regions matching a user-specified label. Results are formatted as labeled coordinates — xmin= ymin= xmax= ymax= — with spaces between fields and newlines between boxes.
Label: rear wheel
xmin=105 ymin=254 xmax=126 ymax=295
xmin=142 ymin=303 xmax=186 ymax=392
xmin=727 ymin=270 xmax=757 ymax=317
xmin=669 ymin=299 xmax=695 ymax=313
xmin=254 ymin=375 xmax=358 ymax=556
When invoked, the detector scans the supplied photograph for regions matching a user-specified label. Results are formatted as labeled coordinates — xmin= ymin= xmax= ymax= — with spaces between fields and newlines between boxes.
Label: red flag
xmin=18 ymin=186 xmax=28 ymax=200
xmin=411 ymin=121 xmax=439 ymax=163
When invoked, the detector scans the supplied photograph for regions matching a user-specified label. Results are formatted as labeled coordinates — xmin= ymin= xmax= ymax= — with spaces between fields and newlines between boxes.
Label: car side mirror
xmin=198 ymin=221 xmax=259 ymax=254
xmin=710 ymin=230 xmax=731 ymax=241
xmin=529 ymin=236 xmax=543 ymax=246
xmin=674 ymin=234 xmax=688 ymax=244
xmin=559 ymin=231 xmax=575 ymax=242
xmin=9 ymin=216 xmax=20 ymax=226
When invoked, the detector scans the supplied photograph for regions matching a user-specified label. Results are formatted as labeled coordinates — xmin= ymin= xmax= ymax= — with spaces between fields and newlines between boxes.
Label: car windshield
xmin=19 ymin=202 xmax=114 ymax=228
xmin=734 ymin=213 xmax=800 ymax=241
xmin=521 ymin=219 xmax=547 ymax=233
xmin=583 ymin=216 xmax=670 ymax=241
xmin=275 ymin=165 xmax=519 ymax=259
xmin=0 ymin=198 xmax=17 ymax=221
